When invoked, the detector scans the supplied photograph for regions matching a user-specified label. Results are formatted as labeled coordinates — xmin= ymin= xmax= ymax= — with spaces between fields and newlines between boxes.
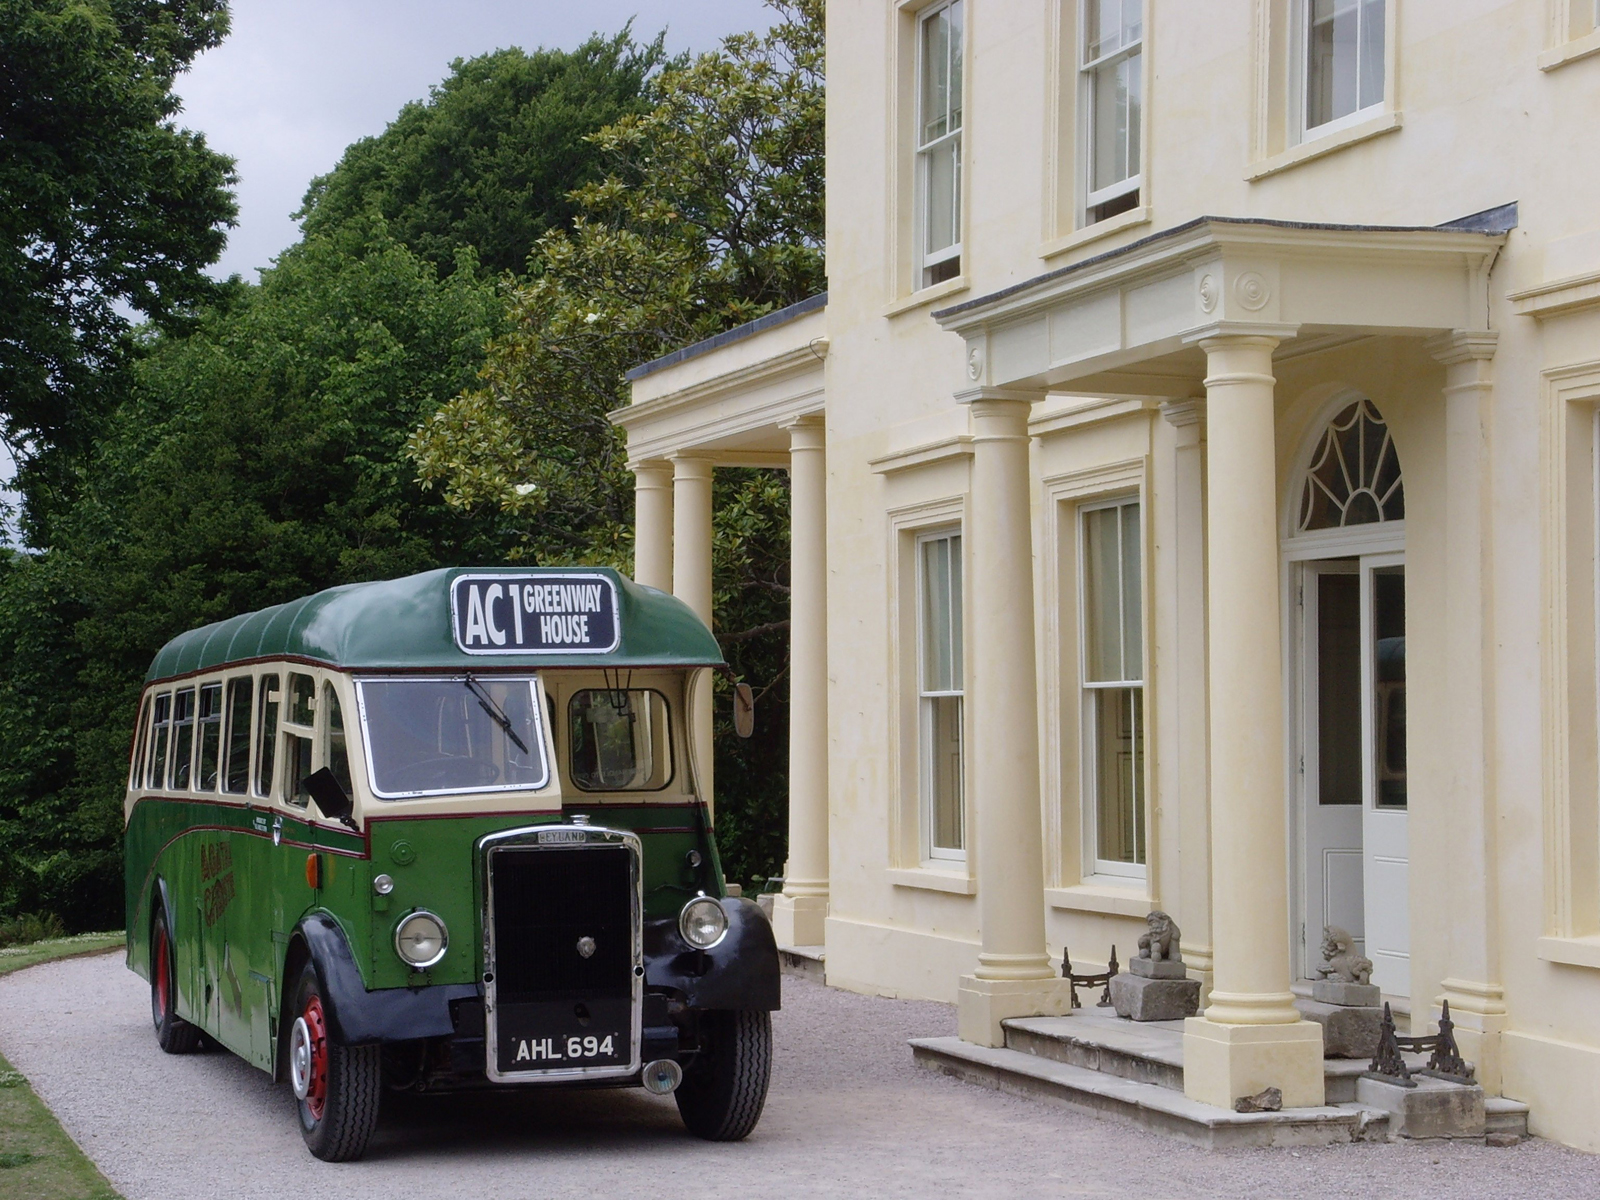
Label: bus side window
xmin=323 ymin=683 xmax=352 ymax=797
xmin=171 ymin=688 xmax=197 ymax=790
xmin=149 ymin=692 xmax=172 ymax=788
xmin=196 ymin=682 xmax=223 ymax=791
xmin=223 ymin=677 xmax=252 ymax=794
xmin=284 ymin=672 xmax=316 ymax=806
xmin=130 ymin=696 xmax=151 ymax=789
xmin=256 ymin=674 xmax=280 ymax=798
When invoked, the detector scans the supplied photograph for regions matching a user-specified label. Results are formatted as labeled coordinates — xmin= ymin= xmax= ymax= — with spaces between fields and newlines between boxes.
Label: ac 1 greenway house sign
xmin=451 ymin=573 xmax=620 ymax=654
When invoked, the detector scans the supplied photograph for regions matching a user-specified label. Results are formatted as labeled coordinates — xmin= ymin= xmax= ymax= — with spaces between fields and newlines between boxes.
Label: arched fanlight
xmin=1297 ymin=399 xmax=1404 ymax=532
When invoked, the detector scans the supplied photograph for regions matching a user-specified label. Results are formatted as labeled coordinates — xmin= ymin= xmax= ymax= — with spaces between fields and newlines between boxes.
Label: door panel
xmin=1361 ymin=557 xmax=1409 ymax=997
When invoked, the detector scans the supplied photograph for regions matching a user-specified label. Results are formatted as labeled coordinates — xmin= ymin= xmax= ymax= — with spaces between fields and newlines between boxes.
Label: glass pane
xmin=171 ymin=688 xmax=196 ymax=790
xmin=927 ymin=694 xmax=964 ymax=850
xmin=948 ymin=535 xmax=964 ymax=690
xmin=149 ymin=692 xmax=171 ymax=789
xmin=1091 ymin=58 xmax=1134 ymax=192
xmin=256 ymin=674 xmax=280 ymax=797
xmin=197 ymin=683 xmax=222 ymax=792
xmin=947 ymin=0 xmax=964 ymax=132
xmin=569 ymin=689 xmax=673 ymax=791
xmin=921 ymin=5 xmax=951 ymax=144
xmin=921 ymin=536 xmax=957 ymax=692
xmin=1119 ymin=502 xmax=1143 ymax=680
xmin=1127 ymin=50 xmax=1142 ymax=177
xmin=1317 ymin=574 xmax=1362 ymax=805
xmin=1083 ymin=506 xmax=1123 ymax=682
xmin=287 ymin=734 xmax=313 ymax=806
xmin=360 ymin=677 xmax=549 ymax=797
xmin=131 ymin=697 xmax=150 ymax=788
xmin=223 ymin=678 xmax=252 ymax=794
xmin=1373 ymin=567 xmax=1406 ymax=809
xmin=1307 ymin=0 xmax=1361 ymax=129
xmin=324 ymin=684 xmax=352 ymax=797
xmin=924 ymin=139 xmax=959 ymax=257
xmin=1358 ymin=0 xmax=1385 ymax=110
xmin=1093 ymin=687 xmax=1145 ymax=863
xmin=288 ymin=673 xmax=315 ymax=726
xmin=1086 ymin=0 xmax=1141 ymax=61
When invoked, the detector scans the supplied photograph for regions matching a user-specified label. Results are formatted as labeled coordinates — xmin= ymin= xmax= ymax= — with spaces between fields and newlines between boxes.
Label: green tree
xmin=0 ymin=0 xmax=237 ymax=458
xmin=409 ymin=0 xmax=824 ymax=885
xmin=297 ymin=34 xmax=666 ymax=279
xmin=0 ymin=222 xmax=514 ymax=927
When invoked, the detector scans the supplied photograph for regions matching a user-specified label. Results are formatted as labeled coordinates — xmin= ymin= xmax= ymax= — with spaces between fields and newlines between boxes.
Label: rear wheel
xmin=150 ymin=909 xmax=202 ymax=1054
xmin=288 ymin=962 xmax=380 ymax=1162
xmin=675 ymin=1009 xmax=772 ymax=1141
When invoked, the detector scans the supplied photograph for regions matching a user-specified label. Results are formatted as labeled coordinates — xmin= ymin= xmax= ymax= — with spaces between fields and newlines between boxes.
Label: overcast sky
xmin=177 ymin=0 xmax=776 ymax=282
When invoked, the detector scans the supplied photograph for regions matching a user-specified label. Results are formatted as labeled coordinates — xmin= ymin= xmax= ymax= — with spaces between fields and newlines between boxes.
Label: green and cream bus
xmin=123 ymin=567 xmax=778 ymax=1161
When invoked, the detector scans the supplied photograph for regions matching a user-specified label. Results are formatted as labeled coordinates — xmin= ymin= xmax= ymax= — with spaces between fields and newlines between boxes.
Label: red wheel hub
xmin=153 ymin=926 xmax=170 ymax=1025
xmin=301 ymin=994 xmax=330 ymax=1121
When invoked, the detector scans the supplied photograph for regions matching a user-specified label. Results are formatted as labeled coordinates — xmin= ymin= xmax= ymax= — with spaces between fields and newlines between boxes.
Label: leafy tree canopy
xmin=0 ymin=0 xmax=238 ymax=457
xmin=297 ymin=32 xmax=666 ymax=278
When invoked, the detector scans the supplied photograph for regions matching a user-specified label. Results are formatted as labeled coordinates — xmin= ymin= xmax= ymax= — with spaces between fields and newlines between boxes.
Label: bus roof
xmin=144 ymin=567 xmax=725 ymax=683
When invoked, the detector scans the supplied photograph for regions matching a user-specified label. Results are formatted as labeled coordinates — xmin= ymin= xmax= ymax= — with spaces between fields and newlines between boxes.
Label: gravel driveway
xmin=2 ymin=952 xmax=1597 ymax=1198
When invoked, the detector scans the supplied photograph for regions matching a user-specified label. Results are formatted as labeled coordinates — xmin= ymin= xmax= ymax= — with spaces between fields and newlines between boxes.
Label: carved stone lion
xmin=1137 ymin=910 xmax=1181 ymax=963
xmin=1315 ymin=926 xmax=1374 ymax=985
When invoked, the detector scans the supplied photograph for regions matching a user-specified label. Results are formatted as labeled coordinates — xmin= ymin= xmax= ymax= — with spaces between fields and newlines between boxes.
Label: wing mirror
xmin=303 ymin=767 xmax=357 ymax=829
xmin=733 ymin=682 xmax=755 ymax=739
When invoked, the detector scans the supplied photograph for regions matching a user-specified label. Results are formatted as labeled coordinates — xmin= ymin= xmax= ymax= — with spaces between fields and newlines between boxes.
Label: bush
xmin=0 ymin=912 xmax=66 ymax=948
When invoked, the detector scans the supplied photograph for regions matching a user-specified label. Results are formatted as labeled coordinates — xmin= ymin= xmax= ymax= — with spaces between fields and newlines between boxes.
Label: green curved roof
xmin=145 ymin=567 xmax=724 ymax=683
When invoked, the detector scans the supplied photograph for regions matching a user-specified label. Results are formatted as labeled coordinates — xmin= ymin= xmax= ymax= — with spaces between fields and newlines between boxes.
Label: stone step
xmin=1004 ymin=1014 xmax=1185 ymax=1090
xmin=911 ymin=1036 xmax=1391 ymax=1149
xmin=777 ymin=944 xmax=824 ymax=982
xmin=1486 ymin=1096 xmax=1531 ymax=1141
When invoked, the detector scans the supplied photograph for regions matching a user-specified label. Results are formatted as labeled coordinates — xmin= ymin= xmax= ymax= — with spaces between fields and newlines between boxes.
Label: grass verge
xmin=0 ymin=934 xmax=126 ymax=1199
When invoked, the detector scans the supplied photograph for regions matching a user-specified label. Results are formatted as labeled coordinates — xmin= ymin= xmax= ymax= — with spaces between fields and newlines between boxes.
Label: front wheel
xmin=150 ymin=909 xmax=202 ymax=1054
xmin=675 ymin=1009 xmax=772 ymax=1141
xmin=288 ymin=962 xmax=381 ymax=1162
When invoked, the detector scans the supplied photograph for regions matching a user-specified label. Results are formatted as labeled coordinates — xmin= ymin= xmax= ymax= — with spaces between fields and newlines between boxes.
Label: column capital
xmin=781 ymin=412 xmax=826 ymax=454
xmin=1182 ymin=320 xmax=1300 ymax=350
xmin=669 ymin=451 xmax=716 ymax=474
xmin=1160 ymin=399 xmax=1204 ymax=429
xmin=954 ymin=385 xmax=1045 ymax=406
xmin=629 ymin=458 xmax=673 ymax=479
xmin=778 ymin=411 xmax=825 ymax=431
xmin=1426 ymin=329 xmax=1499 ymax=366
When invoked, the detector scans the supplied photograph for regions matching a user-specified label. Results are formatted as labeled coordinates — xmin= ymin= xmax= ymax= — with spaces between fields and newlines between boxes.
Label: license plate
xmin=494 ymin=997 xmax=632 ymax=1074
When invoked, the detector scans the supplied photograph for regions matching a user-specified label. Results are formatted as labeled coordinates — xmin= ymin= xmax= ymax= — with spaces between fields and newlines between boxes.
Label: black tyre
xmin=287 ymin=962 xmax=381 ymax=1162
xmin=675 ymin=1009 xmax=772 ymax=1141
xmin=150 ymin=908 xmax=202 ymax=1054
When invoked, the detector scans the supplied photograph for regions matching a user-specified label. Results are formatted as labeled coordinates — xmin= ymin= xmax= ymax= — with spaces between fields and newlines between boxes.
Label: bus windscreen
xmin=357 ymin=677 xmax=549 ymax=798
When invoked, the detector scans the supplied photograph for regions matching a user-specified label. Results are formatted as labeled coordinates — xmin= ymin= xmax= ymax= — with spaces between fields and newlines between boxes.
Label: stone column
xmin=1428 ymin=330 xmax=1507 ymax=1092
xmin=1181 ymin=330 xmax=1325 ymax=1110
xmin=1159 ymin=400 xmax=1214 ymax=1006
xmin=773 ymin=416 xmax=830 ymax=948
xmin=673 ymin=454 xmax=716 ymax=816
xmin=956 ymin=391 xmax=1073 ymax=1047
xmin=632 ymin=460 xmax=674 ymax=592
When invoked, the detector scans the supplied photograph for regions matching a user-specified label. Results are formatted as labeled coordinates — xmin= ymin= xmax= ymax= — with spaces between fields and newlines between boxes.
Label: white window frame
xmin=1292 ymin=0 xmax=1387 ymax=144
xmin=916 ymin=528 xmax=966 ymax=864
xmin=1077 ymin=495 xmax=1146 ymax=881
xmin=915 ymin=0 xmax=964 ymax=291
xmin=1078 ymin=0 xmax=1144 ymax=224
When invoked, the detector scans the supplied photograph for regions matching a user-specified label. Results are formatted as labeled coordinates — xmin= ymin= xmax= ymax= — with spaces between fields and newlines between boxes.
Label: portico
xmin=932 ymin=214 xmax=1509 ymax=1109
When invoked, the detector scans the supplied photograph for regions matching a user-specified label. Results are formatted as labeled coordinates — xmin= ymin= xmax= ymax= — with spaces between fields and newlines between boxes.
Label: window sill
xmin=1045 ymin=883 xmax=1151 ymax=917
xmin=1246 ymin=111 xmax=1402 ymax=182
xmin=1539 ymin=29 xmax=1600 ymax=71
xmin=883 ymin=276 xmax=970 ymax=319
xmin=1039 ymin=206 xmax=1152 ymax=261
xmin=1536 ymin=934 xmax=1600 ymax=970
xmin=888 ymin=866 xmax=976 ymax=895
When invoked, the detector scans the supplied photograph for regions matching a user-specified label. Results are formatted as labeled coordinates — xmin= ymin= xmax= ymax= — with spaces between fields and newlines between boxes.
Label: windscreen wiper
xmin=463 ymin=675 xmax=530 ymax=754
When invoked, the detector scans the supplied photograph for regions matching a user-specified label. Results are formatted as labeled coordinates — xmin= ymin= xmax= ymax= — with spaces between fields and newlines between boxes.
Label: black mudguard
xmin=642 ymin=897 xmax=781 ymax=1011
xmin=297 ymin=912 xmax=478 ymax=1045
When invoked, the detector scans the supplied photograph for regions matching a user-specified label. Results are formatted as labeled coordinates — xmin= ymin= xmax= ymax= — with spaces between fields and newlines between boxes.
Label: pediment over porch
xmin=933 ymin=214 xmax=1511 ymax=396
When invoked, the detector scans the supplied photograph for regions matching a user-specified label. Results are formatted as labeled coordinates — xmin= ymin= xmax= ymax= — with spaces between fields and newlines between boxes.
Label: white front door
xmin=1297 ymin=553 xmax=1408 ymax=998
xmin=1299 ymin=561 xmax=1365 ymax=979
xmin=1360 ymin=554 xmax=1409 ymax=998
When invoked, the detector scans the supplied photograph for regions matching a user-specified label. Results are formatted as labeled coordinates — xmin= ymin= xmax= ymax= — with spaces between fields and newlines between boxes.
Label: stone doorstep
xmin=777 ymin=944 xmax=825 ymax=982
xmin=911 ymin=1036 xmax=1390 ymax=1150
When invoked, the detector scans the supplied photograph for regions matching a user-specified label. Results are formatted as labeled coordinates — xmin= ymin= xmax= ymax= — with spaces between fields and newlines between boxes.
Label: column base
xmin=1439 ymin=978 xmax=1507 ymax=1094
xmin=957 ymin=975 xmax=1076 ymax=1048
xmin=1182 ymin=1017 xmax=1326 ymax=1110
xmin=771 ymin=893 xmax=828 ymax=948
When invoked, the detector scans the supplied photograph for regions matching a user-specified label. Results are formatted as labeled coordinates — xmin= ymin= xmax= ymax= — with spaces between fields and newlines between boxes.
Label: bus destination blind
xmin=452 ymin=574 xmax=620 ymax=654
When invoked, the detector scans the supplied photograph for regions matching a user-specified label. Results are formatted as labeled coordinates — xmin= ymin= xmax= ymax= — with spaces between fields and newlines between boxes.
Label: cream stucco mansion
xmin=613 ymin=0 xmax=1600 ymax=1149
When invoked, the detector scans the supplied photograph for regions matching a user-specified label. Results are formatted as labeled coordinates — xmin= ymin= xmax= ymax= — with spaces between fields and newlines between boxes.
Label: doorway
xmin=1296 ymin=554 xmax=1409 ymax=998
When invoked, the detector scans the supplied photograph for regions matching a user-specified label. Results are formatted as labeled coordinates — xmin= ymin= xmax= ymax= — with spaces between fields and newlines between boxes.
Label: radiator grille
xmin=489 ymin=845 xmax=633 ymax=1003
